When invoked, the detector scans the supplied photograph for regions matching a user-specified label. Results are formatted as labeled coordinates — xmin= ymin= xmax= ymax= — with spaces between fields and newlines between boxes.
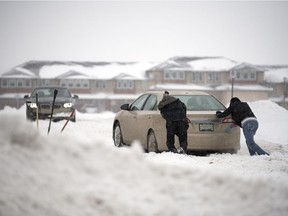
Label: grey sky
xmin=0 ymin=1 xmax=288 ymax=73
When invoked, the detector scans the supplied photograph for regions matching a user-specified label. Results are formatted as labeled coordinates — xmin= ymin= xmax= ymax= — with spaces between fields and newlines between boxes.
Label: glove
xmin=216 ymin=111 xmax=221 ymax=117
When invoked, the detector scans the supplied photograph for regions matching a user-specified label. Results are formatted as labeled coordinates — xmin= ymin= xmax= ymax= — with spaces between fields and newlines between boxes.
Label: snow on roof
xmin=149 ymin=83 xmax=213 ymax=91
xmin=2 ymin=67 xmax=37 ymax=78
xmin=39 ymin=62 xmax=157 ymax=80
xmin=156 ymin=60 xmax=181 ymax=69
xmin=77 ymin=93 xmax=139 ymax=100
xmin=216 ymin=84 xmax=273 ymax=91
xmin=112 ymin=73 xmax=140 ymax=80
xmin=264 ymin=68 xmax=288 ymax=83
xmin=186 ymin=57 xmax=239 ymax=71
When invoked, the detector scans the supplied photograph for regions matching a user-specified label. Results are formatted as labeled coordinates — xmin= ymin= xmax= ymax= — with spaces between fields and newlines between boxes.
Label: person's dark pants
xmin=166 ymin=120 xmax=188 ymax=152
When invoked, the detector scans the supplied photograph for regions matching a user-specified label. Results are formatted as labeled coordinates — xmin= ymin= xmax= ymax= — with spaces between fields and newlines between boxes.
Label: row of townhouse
xmin=0 ymin=56 xmax=287 ymax=112
xmin=0 ymin=60 xmax=154 ymax=112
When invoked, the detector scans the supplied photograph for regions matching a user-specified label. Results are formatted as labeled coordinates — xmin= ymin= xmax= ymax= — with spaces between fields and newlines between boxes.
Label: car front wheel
xmin=113 ymin=123 xmax=123 ymax=147
xmin=147 ymin=130 xmax=158 ymax=153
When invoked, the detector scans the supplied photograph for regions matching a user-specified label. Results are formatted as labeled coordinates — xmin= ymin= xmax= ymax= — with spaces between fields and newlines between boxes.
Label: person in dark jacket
xmin=216 ymin=97 xmax=269 ymax=156
xmin=158 ymin=91 xmax=189 ymax=154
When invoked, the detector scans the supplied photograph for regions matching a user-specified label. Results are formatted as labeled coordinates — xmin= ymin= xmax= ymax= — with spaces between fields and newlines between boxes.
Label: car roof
xmin=145 ymin=90 xmax=210 ymax=96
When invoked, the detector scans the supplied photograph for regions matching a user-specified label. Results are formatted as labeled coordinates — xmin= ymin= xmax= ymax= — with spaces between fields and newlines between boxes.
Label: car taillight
xmin=222 ymin=117 xmax=234 ymax=123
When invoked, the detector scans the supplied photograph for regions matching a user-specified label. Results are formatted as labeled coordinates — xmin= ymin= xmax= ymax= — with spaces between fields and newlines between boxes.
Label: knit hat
xmin=230 ymin=97 xmax=241 ymax=104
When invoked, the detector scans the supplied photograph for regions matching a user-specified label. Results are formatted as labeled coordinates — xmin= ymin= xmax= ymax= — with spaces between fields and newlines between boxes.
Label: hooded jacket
xmin=158 ymin=94 xmax=187 ymax=121
xmin=216 ymin=97 xmax=256 ymax=127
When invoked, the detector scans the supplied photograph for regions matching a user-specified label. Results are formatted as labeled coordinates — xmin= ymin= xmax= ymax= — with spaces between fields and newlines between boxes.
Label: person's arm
xmin=182 ymin=102 xmax=187 ymax=114
xmin=216 ymin=106 xmax=232 ymax=118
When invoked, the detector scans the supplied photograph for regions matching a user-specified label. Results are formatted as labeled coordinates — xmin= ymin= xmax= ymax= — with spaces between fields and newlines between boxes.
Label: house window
xmin=236 ymin=72 xmax=241 ymax=79
xmin=9 ymin=79 xmax=16 ymax=87
xmin=41 ymin=79 xmax=50 ymax=86
xmin=76 ymin=81 xmax=81 ymax=88
xmin=235 ymin=69 xmax=257 ymax=81
xmin=60 ymin=80 xmax=67 ymax=87
xmin=164 ymin=71 xmax=185 ymax=80
xmin=25 ymin=80 xmax=31 ymax=87
xmin=83 ymin=80 xmax=89 ymax=88
xmin=96 ymin=80 xmax=106 ymax=89
xmin=191 ymin=72 xmax=203 ymax=82
xmin=68 ymin=80 xmax=73 ymax=87
xmin=1 ymin=79 xmax=8 ymax=88
xmin=207 ymin=72 xmax=220 ymax=83
xmin=60 ymin=79 xmax=89 ymax=88
xmin=17 ymin=80 xmax=23 ymax=87
xmin=1 ymin=79 xmax=31 ymax=88
xmin=250 ymin=72 xmax=256 ymax=80
xmin=117 ymin=80 xmax=134 ymax=89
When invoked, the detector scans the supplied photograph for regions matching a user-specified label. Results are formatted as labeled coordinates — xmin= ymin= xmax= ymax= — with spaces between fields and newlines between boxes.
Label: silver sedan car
xmin=113 ymin=90 xmax=240 ymax=154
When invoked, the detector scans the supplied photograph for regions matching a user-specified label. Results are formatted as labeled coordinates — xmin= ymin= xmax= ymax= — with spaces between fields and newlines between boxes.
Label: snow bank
xmin=249 ymin=100 xmax=288 ymax=145
xmin=0 ymin=101 xmax=288 ymax=216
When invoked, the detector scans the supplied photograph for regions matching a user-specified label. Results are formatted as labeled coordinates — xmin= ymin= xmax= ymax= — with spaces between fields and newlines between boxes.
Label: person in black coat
xmin=216 ymin=97 xmax=269 ymax=156
xmin=158 ymin=91 xmax=189 ymax=154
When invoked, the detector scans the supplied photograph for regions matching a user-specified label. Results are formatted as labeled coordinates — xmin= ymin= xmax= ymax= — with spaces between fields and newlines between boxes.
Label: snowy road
xmin=0 ymin=100 xmax=288 ymax=216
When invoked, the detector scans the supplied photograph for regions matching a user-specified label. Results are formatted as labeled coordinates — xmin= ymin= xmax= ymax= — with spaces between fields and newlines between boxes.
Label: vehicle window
xmin=57 ymin=89 xmax=70 ymax=97
xmin=130 ymin=94 xmax=150 ymax=111
xmin=143 ymin=95 xmax=157 ymax=111
xmin=31 ymin=88 xmax=71 ymax=97
xmin=175 ymin=95 xmax=226 ymax=111
xmin=32 ymin=89 xmax=51 ymax=97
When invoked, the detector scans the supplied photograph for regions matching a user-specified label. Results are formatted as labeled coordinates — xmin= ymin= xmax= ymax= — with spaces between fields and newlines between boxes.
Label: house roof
xmin=149 ymin=83 xmax=213 ymax=91
xmin=1 ymin=67 xmax=37 ymax=78
xmin=2 ymin=58 xmax=287 ymax=83
xmin=1 ymin=60 xmax=158 ymax=80
xmin=147 ymin=56 xmax=240 ymax=72
xmin=215 ymin=84 xmax=273 ymax=91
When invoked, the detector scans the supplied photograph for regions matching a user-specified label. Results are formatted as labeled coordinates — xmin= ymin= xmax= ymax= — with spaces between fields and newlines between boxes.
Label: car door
xmin=121 ymin=94 xmax=150 ymax=144
xmin=133 ymin=94 xmax=158 ymax=145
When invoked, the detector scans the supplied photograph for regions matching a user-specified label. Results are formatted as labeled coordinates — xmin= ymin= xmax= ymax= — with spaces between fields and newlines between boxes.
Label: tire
xmin=26 ymin=108 xmax=35 ymax=121
xmin=113 ymin=123 xmax=123 ymax=147
xmin=147 ymin=130 xmax=158 ymax=153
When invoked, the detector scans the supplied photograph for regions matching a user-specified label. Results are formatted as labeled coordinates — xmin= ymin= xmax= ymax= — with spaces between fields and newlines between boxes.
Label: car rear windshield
xmin=174 ymin=95 xmax=226 ymax=111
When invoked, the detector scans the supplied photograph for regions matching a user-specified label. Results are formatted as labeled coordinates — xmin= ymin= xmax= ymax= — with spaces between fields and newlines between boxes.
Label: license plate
xmin=199 ymin=123 xmax=214 ymax=131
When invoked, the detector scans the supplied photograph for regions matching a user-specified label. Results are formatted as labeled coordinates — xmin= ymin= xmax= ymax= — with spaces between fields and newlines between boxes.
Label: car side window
xmin=143 ymin=95 xmax=157 ymax=111
xmin=130 ymin=94 xmax=150 ymax=111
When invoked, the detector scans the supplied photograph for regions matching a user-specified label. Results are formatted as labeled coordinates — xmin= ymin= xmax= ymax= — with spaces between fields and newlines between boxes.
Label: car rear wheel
xmin=147 ymin=130 xmax=158 ymax=153
xmin=114 ymin=123 xmax=123 ymax=147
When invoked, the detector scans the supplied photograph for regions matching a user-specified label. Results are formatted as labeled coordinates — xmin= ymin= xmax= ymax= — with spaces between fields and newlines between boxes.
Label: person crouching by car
xmin=216 ymin=97 xmax=269 ymax=156
xmin=158 ymin=91 xmax=189 ymax=154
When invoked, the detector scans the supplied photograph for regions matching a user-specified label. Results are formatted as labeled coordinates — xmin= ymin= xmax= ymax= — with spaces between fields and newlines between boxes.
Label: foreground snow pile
xmin=0 ymin=100 xmax=288 ymax=216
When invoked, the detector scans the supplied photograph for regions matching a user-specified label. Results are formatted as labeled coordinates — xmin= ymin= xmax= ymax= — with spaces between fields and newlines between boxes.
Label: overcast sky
xmin=0 ymin=1 xmax=288 ymax=73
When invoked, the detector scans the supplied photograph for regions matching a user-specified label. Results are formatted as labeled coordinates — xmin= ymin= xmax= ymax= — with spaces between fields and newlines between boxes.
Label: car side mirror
xmin=24 ymin=95 xmax=29 ymax=99
xmin=120 ymin=104 xmax=129 ymax=110
xmin=73 ymin=95 xmax=79 ymax=99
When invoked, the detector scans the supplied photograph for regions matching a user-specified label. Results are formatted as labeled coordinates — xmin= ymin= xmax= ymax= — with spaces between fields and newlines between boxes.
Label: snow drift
xmin=0 ymin=100 xmax=288 ymax=216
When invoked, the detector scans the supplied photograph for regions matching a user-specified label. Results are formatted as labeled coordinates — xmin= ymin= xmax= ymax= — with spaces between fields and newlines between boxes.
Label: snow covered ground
xmin=0 ymin=100 xmax=288 ymax=216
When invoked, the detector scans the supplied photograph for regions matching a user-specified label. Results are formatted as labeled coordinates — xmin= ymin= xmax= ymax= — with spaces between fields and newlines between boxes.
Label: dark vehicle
xmin=24 ymin=87 xmax=78 ymax=122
